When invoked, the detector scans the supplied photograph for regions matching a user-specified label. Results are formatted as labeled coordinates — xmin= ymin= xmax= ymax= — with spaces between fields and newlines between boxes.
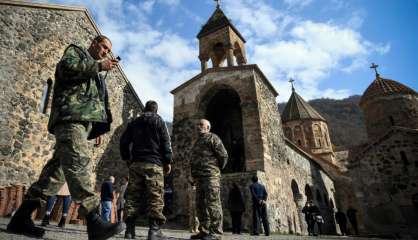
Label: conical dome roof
xmin=359 ymin=75 xmax=417 ymax=107
xmin=197 ymin=6 xmax=245 ymax=42
xmin=282 ymin=90 xmax=326 ymax=122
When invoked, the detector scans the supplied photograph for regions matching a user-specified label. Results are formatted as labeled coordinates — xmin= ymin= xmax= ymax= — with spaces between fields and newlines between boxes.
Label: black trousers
xmin=252 ymin=204 xmax=269 ymax=235
xmin=339 ymin=222 xmax=348 ymax=235
xmin=306 ymin=218 xmax=315 ymax=235
xmin=230 ymin=211 xmax=243 ymax=234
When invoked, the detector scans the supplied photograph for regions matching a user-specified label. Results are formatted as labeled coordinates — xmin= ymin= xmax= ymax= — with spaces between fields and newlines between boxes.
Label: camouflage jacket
xmin=190 ymin=132 xmax=228 ymax=178
xmin=48 ymin=44 xmax=111 ymax=139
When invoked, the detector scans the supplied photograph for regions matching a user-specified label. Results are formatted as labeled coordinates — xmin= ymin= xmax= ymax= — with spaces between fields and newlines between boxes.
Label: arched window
xmin=39 ymin=78 xmax=53 ymax=114
xmin=313 ymin=124 xmax=322 ymax=148
xmin=294 ymin=126 xmax=303 ymax=146
xmin=401 ymin=151 xmax=409 ymax=173
xmin=323 ymin=193 xmax=329 ymax=206
xmin=316 ymin=189 xmax=322 ymax=202
xmin=389 ymin=116 xmax=395 ymax=126
xmin=284 ymin=127 xmax=292 ymax=140
xmin=305 ymin=184 xmax=313 ymax=201
xmin=291 ymin=180 xmax=300 ymax=201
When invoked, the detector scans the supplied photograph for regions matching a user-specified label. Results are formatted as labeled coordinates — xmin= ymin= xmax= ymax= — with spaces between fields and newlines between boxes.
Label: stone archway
xmin=199 ymin=86 xmax=245 ymax=173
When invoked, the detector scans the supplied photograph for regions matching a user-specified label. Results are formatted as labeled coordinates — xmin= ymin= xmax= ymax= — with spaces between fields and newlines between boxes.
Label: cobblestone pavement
xmin=0 ymin=217 xmax=384 ymax=240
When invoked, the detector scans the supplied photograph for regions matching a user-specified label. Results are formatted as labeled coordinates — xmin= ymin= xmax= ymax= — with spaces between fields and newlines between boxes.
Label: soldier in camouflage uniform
xmin=7 ymin=35 xmax=124 ymax=240
xmin=120 ymin=100 xmax=173 ymax=240
xmin=190 ymin=119 xmax=228 ymax=240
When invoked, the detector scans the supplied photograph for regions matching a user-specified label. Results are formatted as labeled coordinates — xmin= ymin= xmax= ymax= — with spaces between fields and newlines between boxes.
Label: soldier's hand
xmin=99 ymin=59 xmax=119 ymax=71
xmin=163 ymin=164 xmax=171 ymax=175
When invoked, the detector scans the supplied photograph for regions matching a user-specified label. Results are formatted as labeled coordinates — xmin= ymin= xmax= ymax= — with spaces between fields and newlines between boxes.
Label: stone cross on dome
xmin=289 ymin=78 xmax=295 ymax=92
xmin=370 ymin=62 xmax=380 ymax=77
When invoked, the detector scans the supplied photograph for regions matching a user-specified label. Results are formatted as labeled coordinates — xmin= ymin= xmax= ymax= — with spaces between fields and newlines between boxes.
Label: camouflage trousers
xmin=195 ymin=176 xmax=223 ymax=237
xmin=26 ymin=122 xmax=99 ymax=217
xmin=125 ymin=161 xmax=166 ymax=224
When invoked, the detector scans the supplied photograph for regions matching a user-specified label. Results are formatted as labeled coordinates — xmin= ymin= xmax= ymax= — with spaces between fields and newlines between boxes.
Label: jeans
xmin=101 ymin=201 xmax=112 ymax=222
xmin=46 ymin=195 xmax=72 ymax=214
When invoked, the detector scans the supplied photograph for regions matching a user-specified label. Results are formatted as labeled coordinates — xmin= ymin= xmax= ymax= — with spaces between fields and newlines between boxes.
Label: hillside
xmin=278 ymin=95 xmax=367 ymax=150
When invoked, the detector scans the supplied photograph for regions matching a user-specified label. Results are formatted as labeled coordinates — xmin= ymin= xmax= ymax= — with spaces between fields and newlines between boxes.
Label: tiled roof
xmin=281 ymin=90 xmax=326 ymax=122
xmin=360 ymin=75 xmax=417 ymax=106
xmin=197 ymin=7 xmax=245 ymax=42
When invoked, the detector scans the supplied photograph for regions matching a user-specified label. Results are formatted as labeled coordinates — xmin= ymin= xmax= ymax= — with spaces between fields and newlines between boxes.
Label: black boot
xmin=86 ymin=210 xmax=125 ymax=240
xmin=7 ymin=200 xmax=45 ymax=238
xmin=41 ymin=214 xmax=50 ymax=226
xmin=148 ymin=219 xmax=166 ymax=240
xmin=58 ymin=216 xmax=66 ymax=228
xmin=124 ymin=216 xmax=136 ymax=239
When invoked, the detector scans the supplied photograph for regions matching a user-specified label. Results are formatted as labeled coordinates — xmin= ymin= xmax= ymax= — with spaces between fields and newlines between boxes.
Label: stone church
xmin=1 ymin=0 xmax=417 ymax=238
xmin=339 ymin=69 xmax=418 ymax=238
xmin=0 ymin=1 xmax=143 ymax=189
xmin=171 ymin=5 xmax=338 ymax=234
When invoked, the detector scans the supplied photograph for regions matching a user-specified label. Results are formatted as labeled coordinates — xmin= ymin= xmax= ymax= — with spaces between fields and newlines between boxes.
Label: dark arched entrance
xmin=205 ymin=88 xmax=245 ymax=173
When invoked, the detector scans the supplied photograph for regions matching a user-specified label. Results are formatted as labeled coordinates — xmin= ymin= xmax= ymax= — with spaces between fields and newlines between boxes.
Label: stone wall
xmin=0 ymin=3 xmax=142 ymax=189
xmin=348 ymin=128 xmax=418 ymax=237
xmin=171 ymin=65 xmax=338 ymax=234
xmin=361 ymin=94 xmax=418 ymax=141
xmin=253 ymin=74 xmax=337 ymax=233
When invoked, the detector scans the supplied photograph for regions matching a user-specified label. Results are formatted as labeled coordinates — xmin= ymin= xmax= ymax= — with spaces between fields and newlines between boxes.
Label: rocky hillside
xmin=278 ymin=95 xmax=367 ymax=150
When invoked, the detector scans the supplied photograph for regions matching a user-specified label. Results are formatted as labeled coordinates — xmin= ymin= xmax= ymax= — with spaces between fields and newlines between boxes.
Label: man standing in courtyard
xmin=190 ymin=119 xmax=228 ymax=240
xmin=7 ymin=35 xmax=124 ymax=239
xmin=120 ymin=100 xmax=172 ymax=240
xmin=101 ymin=176 xmax=115 ymax=222
xmin=250 ymin=176 xmax=270 ymax=236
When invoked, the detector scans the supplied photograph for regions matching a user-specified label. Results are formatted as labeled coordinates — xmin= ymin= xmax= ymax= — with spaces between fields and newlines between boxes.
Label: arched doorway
xmin=204 ymin=88 xmax=245 ymax=173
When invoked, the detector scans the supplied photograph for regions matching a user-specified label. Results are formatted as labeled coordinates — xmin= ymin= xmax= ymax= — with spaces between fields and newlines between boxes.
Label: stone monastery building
xmin=1 ymin=1 xmax=417 ymax=238
xmin=170 ymin=5 xmax=338 ymax=234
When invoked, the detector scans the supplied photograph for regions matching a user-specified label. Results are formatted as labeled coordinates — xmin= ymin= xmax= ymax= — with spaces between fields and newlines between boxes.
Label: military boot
xmin=148 ymin=219 xmax=167 ymax=240
xmin=58 ymin=216 xmax=66 ymax=228
xmin=41 ymin=214 xmax=50 ymax=226
xmin=124 ymin=216 xmax=136 ymax=239
xmin=86 ymin=210 xmax=125 ymax=240
xmin=7 ymin=200 xmax=45 ymax=238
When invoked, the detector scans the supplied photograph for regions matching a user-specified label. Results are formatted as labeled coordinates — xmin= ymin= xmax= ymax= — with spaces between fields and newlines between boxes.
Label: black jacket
xmin=120 ymin=112 xmax=172 ymax=166
xmin=250 ymin=182 xmax=268 ymax=204
xmin=100 ymin=180 xmax=114 ymax=201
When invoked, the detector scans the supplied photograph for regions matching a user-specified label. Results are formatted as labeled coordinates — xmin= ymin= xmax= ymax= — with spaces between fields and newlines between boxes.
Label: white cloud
xmin=45 ymin=0 xmax=390 ymax=119
xmin=145 ymin=34 xmax=196 ymax=69
xmin=224 ymin=0 xmax=287 ymax=39
xmin=48 ymin=0 xmax=199 ymax=120
xmin=283 ymin=0 xmax=313 ymax=9
xmin=157 ymin=0 xmax=180 ymax=6
xmin=221 ymin=0 xmax=389 ymax=103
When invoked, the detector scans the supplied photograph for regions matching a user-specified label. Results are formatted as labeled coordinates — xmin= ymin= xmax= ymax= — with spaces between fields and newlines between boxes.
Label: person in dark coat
xmin=249 ymin=176 xmax=269 ymax=236
xmin=346 ymin=207 xmax=359 ymax=235
xmin=228 ymin=183 xmax=245 ymax=234
xmin=335 ymin=209 xmax=348 ymax=236
xmin=302 ymin=200 xmax=319 ymax=236
xmin=101 ymin=176 xmax=115 ymax=222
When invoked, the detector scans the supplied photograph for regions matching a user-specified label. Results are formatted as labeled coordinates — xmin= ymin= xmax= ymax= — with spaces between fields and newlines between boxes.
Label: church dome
xmin=282 ymin=90 xmax=326 ymax=122
xmin=359 ymin=75 xmax=417 ymax=107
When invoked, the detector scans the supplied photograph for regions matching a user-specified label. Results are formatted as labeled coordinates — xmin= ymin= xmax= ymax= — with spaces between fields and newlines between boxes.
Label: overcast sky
xmin=42 ymin=0 xmax=418 ymax=121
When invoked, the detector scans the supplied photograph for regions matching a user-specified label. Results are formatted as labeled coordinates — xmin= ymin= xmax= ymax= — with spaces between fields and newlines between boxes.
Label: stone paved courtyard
xmin=0 ymin=217 xmax=387 ymax=240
